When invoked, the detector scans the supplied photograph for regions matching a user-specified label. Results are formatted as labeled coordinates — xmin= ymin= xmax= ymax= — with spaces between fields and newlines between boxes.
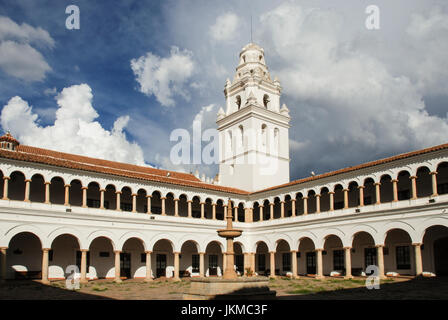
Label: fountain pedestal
xmin=183 ymin=200 xmax=276 ymax=300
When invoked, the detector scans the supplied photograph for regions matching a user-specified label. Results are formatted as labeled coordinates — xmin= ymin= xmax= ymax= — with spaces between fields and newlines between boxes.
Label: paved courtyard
xmin=0 ymin=276 xmax=447 ymax=300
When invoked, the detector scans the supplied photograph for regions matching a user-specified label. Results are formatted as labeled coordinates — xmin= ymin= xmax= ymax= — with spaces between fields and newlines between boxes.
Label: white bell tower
xmin=217 ymin=43 xmax=290 ymax=192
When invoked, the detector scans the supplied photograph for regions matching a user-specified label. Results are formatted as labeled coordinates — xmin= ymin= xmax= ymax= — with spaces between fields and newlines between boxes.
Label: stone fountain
xmin=183 ymin=199 xmax=276 ymax=300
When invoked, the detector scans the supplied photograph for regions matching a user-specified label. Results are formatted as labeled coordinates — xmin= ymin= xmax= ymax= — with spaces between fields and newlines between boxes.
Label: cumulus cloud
xmin=0 ymin=16 xmax=53 ymax=81
xmin=130 ymin=46 xmax=195 ymax=107
xmin=256 ymin=3 xmax=448 ymax=176
xmin=209 ymin=12 xmax=240 ymax=42
xmin=1 ymin=84 xmax=146 ymax=166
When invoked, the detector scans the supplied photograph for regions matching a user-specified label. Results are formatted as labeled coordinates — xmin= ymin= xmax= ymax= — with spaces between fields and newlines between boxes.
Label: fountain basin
xmin=183 ymin=276 xmax=276 ymax=300
xmin=217 ymin=229 xmax=243 ymax=238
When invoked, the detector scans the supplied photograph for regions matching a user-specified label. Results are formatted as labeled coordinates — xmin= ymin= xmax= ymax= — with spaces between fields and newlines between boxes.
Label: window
xmin=396 ymin=246 xmax=411 ymax=269
xmin=209 ymin=255 xmax=218 ymax=268
xmin=333 ymin=250 xmax=344 ymax=270
xmin=99 ymin=251 xmax=110 ymax=258
xmin=282 ymin=253 xmax=291 ymax=272
xmin=263 ymin=94 xmax=269 ymax=108
xmin=438 ymin=182 xmax=448 ymax=195
xmin=398 ymin=190 xmax=410 ymax=200
xmin=365 ymin=247 xmax=377 ymax=267
xmin=257 ymin=254 xmax=266 ymax=271
xmin=334 ymin=201 xmax=344 ymax=210
xmin=151 ymin=206 xmax=162 ymax=214
xmin=261 ymin=124 xmax=267 ymax=146
xmin=192 ymin=254 xmax=200 ymax=273
xmin=87 ymin=198 xmax=100 ymax=208
xmin=236 ymin=96 xmax=241 ymax=109
xmin=121 ymin=202 xmax=132 ymax=212
xmin=48 ymin=249 xmax=54 ymax=262
xmin=235 ymin=255 xmax=244 ymax=273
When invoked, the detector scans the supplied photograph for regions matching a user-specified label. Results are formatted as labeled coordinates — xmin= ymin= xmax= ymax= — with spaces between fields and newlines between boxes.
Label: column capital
xmin=410 ymin=176 xmax=417 ymax=180
xmin=199 ymin=252 xmax=205 ymax=255
xmin=42 ymin=248 xmax=51 ymax=252
xmin=173 ymin=251 xmax=181 ymax=255
xmin=375 ymin=244 xmax=384 ymax=248
xmin=391 ymin=179 xmax=398 ymax=183
xmin=114 ymin=250 xmax=122 ymax=254
xmin=2 ymin=176 xmax=10 ymax=180
xmin=342 ymin=188 xmax=349 ymax=192
xmin=187 ymin=200 xmax=193 ymax=203
xmin=144 ymin=250 xmax=152 ymax=254
xmin=131 ymin=193 xmax=138 ymax=197
xmin=280 ymin=200 xmax=285 ymax=204
xmin=374 ymin=182 xmax=381 ymax=186
xmin=315 ymin=194 xmax=321 ymax=198
xmin=269 ymin=202 xmax=274 ymax=206
xmin=146 ymin=195 xmax=152 ymax=198
xmin=115 ymin=191 xmax=122 ymax=195
xmin=291 ymin=198 xmax=296 ymax=202
xmin=269 ymin=251 xmax=276 ymax=254
xmin=174 ymin=198 xmax=179 ymax=202
xmin=302 ymin=196 xmax=308 ymax=200
xmin=343 ymin=247 xmax=352 ymax=250
xmin=99 ymin=188 xmax=106 ymax=192
xmin=258 ymin=204 xmax=264 ymax=208
xmin=44 ymin=181 xmax=51 ymax=185
xmin=160 ymin=197 xmax=166 ymax=200
xmin=328 ymin=191 xmax=335 ymax=195
xmin=291 ymin=250 xmax=298 ymax=253
xmin=430 ymin=171 xmax=438 ymax=175
xmin=200 ymin=202 xmax=205 ymax=205
xmin=315 ymin=248 xmax=324 ymax=252
xmin=64 ymin=184 xmax=71 ymax=188
xmin=81 ymin=186 xmax=88 ymax=190
xmin=211 ymin=203 xmax=216 ymax=206
xmin=412 ymin=242 xmax=423 ymax=247
xmin=0 ymin=246 xmax=8 ymax=251
xmin=80 ymin=249 xmax=89 ymax=252
xmin=24 ymin=179 xmax=32 ymax=183
xmin=357 ymin=185 xmax=365 ymax=189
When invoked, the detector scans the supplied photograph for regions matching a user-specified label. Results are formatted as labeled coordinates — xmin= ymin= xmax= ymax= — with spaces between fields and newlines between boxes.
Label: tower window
xmin=261 ymin=124 xmax=267 ymax=146
xmin=236 ymin=96 xmax=241 ymax=109
xmin=263 ymin=94 xmax=270 ymax=108
xmin=242 ymin=55 xmax=246 ymax=63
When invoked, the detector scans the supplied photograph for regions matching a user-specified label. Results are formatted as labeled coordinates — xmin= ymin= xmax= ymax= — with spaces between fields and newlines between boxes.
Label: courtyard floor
xmin=0 ymin=276 xmax=447 ymax=300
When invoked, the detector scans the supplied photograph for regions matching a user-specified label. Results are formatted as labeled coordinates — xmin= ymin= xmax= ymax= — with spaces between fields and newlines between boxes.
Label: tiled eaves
xmin=0 ymin=146 xmax=250 ymax=196
xmin=252 ymin=142 xmax=448 ymax=195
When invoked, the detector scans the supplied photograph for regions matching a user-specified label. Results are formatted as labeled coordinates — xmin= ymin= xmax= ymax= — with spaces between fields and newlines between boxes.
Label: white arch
xmin=118 ymin=231 xmax=148 ymax=251
xmin=204 ymin=239 xmax=225 ymax=252
xmin=320 ymin=228 xmax=348 ymax=248
xmin=178 ymin=236 xmax=201 ymax=253
xmin=416 ymin=217 xmax=448 ymax=243
xmin=273 ymin=234 xmax=293 ymax=250
xmin=3 ymin=224 xmax=45 ymax=248
xmin=252 ymin=236 xmax=273 ymax=252
xmin=380 ymin=221 xmax=418 ymax=244
xmin=46 ymin=226 xmax=85 ymax=249
xmin=295 ymin=231 xmax=318 ymax=250
xmin=149 ymin=233 xmax=176 ymax=252
xmin=348 ymin=224 xmax=381 ymax=246
xmin=86 ymin=230 xmax=118 ymax=251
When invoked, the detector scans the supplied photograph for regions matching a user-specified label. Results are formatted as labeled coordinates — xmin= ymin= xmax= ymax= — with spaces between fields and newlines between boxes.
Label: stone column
xmin=291 ymin=199 xmax=296 ymax=216
xmin=174 ymin=199 xmax=179 ymax=217
xmin=280 ymin=201 xmax=285 ymax=218
xmin=376 ymin=245 xmax=385 ymax=279
xmin=234 ymin=206 xmax=238 ymax=222
xmin=259 ymin=205 xmax=264 ymax=221
xmin=413 ymin=243 xmax=423 ymax=276
xmin=64 ymin=184 xmax=70 ymax=206
xmin=243 ymin=252 xmax=250 ymax=275
xmin=41 ymin=248 xmax=50 ymax=284
xmin=343 ymin=189 xmax=349 ymax=209
xmin=173 ymin=252 xmax=180 ymax=280
xmin=329 ymin=192 xmax=335 ymax=211
xmin=80 ymin=249 xmax=88 ymax=283
xmin=303 ymin=197 xmax=308 ymax=215
xmin=430 ymin=171 xmax=438 ymax=197
xmin=44 ymin=181 xmax=51 ymax=204
xmin=145 ymin=251 xmax=152 ymax=282
xmin=187 ymin=200 xmax=192 ymax=218
xmin=200 ymin=202 xmax=205 ymax=219
xmin=269 ymin=251 xmax=276 ymax=278
xmin=223 ymin=205 xmax=228 ymax=220
xmin=291 ymin=250 xmax=298 ymax=278
xmin=374 ymin=182 xmax=381 ymax=204
xmin=115 ymin=191 xmax=122 ymax=211
xmin=199 ymin=252 xmax=205 ymax=277
xmin=114 ymin=251 xmax=122 ymax=282
xmin=0 ymin=247 xmax=7 ymax=283
xmin=81 ymin=186 xmax=88 ymax=207
xmin=212 ymin=203 xmax=216 ymax=220
xmin=410 ymin=176 xmax=418 ymax=200
xmin=316 ymin=249 xmax=324 ymax=279
xmin=315 ymin=194 xmax=321 ymax=213
xmin=131 ymin=193 xmax=137 ymax=212
xmin=24 ymin=179 xmax=31 ymax=202
xmin=244 ymin=207 xmax=253 ymax=222
xmin=251 ymin=253 xmax=256 ymax=274
xmin=2 ymin=176 xmax=9 ymax=200
xmin=161 ymin=197 xmax=166 ymax=215
xmin=344 ymin=247 xmax=353 ymax=279
xmin=146 ymin=195 xmax=151 ymax=214
xmin=392 ymin=179 xmax=398 ymax=202
xmin=99 ymin=189 xmax=105 ymax=209
xmin=269 ymin=203 xmax=274 ymax=220
xmin=223 ymin=253 xmax=227 ymax=274
xmin=358 ymin=186 xmax=365 ymax=207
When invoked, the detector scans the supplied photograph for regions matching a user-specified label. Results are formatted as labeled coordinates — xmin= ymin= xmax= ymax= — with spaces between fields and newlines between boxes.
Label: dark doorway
xmin=306 ymin=252 xmax=316 ymax=274
xmin=120 ymin=253 xmax=131 ymax=279
xmin=235 ymin=254 xmax=244 ymax=275
xmin=208 ymin=254 xmax=218 ymax=276
xmin=365 ymin=247 xmax=377 ymax=268
xmin=156 ymin=254 xmax=166 ymax=278
xmin=434 ymin=237 xmax=448 ymax=276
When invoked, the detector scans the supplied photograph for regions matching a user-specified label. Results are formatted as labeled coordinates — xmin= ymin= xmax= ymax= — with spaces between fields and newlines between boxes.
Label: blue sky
xmin=1 ymin=0 xmax=448 ymax=182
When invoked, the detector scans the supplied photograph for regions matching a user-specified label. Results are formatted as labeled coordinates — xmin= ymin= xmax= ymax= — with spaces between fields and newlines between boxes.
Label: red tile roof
xmin=0 ymin=140 xmax=447 ymax=196
xmin=253 ymin=142 xmax=448 ymax=194
xmin=0 ymin=144 xmax=249 ymax=195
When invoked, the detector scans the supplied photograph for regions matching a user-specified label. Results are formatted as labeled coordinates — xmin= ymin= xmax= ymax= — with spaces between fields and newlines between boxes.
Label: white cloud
xmin=130 ymin=46 xmax=195 ymax=107
xmin=256 ymin=3 xmax=448 ymax=176
xmin=1 ymin=84 xmax=146 ymax=166
xmin=0 ymin=16 xmax=53 ymax=81
xmin=209 ymin=12 xmax=240 ymax=42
